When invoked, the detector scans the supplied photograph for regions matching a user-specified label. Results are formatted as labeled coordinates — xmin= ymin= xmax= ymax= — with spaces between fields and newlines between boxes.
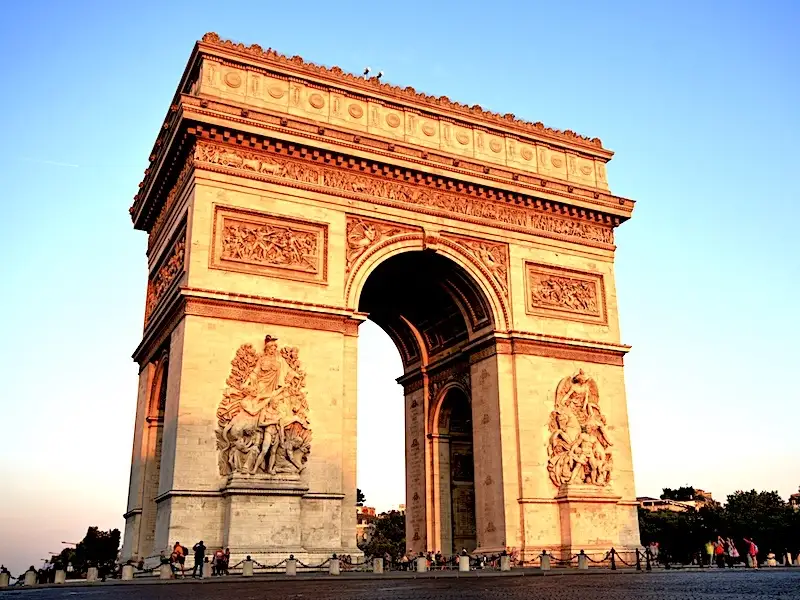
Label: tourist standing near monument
xmin=743 ymin=538 xmax=759 ymax=569
xmin=192 ymin=541 xmax=206 ymax=578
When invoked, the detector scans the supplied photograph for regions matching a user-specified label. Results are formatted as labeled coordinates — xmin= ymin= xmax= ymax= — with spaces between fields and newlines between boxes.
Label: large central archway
xmin=356 ymin=249 xmax=496 ymax=555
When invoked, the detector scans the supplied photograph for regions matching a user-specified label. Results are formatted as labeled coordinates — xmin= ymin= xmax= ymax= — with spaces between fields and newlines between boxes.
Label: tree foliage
xmin=660 ymin=486 xmax=697 ymax=501
xmin=640 ymin=488 xmax=800 ymax=564
xmin=51 ymin=527 xmax=121 ymax=576
xmin=358 ymin=510 xmax=405 ymax=561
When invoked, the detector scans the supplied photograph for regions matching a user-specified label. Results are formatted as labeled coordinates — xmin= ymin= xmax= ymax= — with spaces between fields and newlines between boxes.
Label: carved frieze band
xmin=145 ymin=229 xmax=186 ymax=326
xmin=148 ymin=152 xmax=195 ymax=251
xmin=193 ymin=141 xmax=614 ymax=246
xmin=525 ymin=262 xmax=607 ymax=325
xmin=211 ymin=205 xmax=328 ymax=283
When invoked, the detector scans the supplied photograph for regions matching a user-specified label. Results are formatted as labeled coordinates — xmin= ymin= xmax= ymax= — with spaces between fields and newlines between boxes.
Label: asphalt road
xmin=1 ymin=570 xmax=798 ymax=599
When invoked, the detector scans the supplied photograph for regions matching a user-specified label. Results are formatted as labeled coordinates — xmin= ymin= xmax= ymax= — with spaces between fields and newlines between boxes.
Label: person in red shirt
xmin=743 ymin=538 xmax=759 ymax=569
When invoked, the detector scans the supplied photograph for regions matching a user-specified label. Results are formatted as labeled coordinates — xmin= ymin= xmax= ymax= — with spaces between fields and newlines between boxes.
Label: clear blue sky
xmin=0 ymin=0 xmax=797 ymax=576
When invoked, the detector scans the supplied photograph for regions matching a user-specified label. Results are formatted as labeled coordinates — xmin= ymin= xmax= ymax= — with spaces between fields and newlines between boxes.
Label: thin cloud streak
xmin=19 ymin=157 xmax=80 ymax=168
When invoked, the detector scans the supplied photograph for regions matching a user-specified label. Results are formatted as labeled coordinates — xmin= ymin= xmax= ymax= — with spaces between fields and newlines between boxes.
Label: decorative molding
xmin=210 ymin=204 xmax=328 ymax=283
xmin=524 ymin=262 xmax=607 ymax=325
xmin=122 ymin=508 xmax=143 ymax=519
xmin=144 ymin=228 xmax=186 ymax=326
xmin=468 ymin=335 xmax=626 ymax=366
xmin=397 ymin=371 xmax=424 ymax=395
xmin=193 ymin=140 xmax=614 ymax=247
xmin=199 ymin=33 xmax=605 ymax=150
xmin=184 ymin=296 xmax=360 ymax=336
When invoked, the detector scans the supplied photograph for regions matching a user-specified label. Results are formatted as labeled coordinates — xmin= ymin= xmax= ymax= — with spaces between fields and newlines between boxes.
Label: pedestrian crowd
xmin=161 ymin=541 xmax=231 ymax=577
xmin=702 ymin=536 xmax=760 ymax=568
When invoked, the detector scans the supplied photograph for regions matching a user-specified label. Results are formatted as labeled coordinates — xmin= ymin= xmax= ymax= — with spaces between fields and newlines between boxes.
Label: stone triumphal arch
xmin=122 ymin=33 xmax=640 ymax=565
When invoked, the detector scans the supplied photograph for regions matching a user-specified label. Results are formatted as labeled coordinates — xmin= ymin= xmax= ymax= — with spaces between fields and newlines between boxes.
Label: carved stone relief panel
xmin=345 ymin=215 xmax=419 ymax=277
xmin=216 ymin=335 xmax=312 ymax=478
xmin=211 ymin=205 xmax=328 ymax=283
xmin=524 ymin=262 xmax=607 ymax=325
xmin=547 ymin=370 xmax=612 ymax=488
xmin=144 ymin=228 xmax=186 ymax=326
xmin=441 ymin=234 xmax=509 ymax=302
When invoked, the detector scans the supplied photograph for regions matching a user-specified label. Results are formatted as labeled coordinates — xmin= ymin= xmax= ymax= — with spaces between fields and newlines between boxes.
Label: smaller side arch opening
xmin=433 ymin=387 xmax=477 ymax=556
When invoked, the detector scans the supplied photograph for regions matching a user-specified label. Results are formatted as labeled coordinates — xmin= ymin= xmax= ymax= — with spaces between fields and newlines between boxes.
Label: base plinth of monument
xmin=554 ymin=483 xmax=637 ymax=559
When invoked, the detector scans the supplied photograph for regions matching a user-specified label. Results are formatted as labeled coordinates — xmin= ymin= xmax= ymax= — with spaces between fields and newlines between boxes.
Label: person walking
xmin=192 ymin=541 xmax=206 ymax=578
xmin=725 ymin=538 xmax=739 ymax=567
xmin=714 ymin=537 xmax=726 ymax=568
xmin=743 ymin=538 xmax=759 ymax=569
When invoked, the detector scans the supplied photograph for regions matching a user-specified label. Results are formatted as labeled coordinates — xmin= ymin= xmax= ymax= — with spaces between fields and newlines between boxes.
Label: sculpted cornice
xmin=198 ymin=33 xmax=607 ymax=152
xmin=175 ymin=96 xmax=631 ymax=215
xmin=188 ymin=134 xmax=617 ymax=248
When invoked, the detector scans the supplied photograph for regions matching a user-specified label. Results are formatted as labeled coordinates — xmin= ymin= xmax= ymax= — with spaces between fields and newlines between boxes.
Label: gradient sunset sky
xmin=0 ymin=0 xmax=798 ymax=576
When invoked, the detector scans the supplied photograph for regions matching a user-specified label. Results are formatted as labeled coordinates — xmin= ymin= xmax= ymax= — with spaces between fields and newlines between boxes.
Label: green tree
xmin=357 ymin=488 xmax=366 ymax=506
xmin=52 ymin=527 xmax=121 ymax=577
xmin=639 ymin=488 xmax=800 ymax=564
xmin=660 ymin=486 xmax=696 ymax=501
xmin=359 ymin=510 xmax=405 ymax=561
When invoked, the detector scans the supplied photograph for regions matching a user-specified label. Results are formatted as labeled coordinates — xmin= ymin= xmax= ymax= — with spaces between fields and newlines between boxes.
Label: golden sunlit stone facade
xmin=122 ymin=33 xmax=640 ymax=565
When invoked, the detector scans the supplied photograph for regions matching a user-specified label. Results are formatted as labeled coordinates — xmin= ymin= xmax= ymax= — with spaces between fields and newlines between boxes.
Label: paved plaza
xmin=1 ymin=571 xmax=798 ymax=600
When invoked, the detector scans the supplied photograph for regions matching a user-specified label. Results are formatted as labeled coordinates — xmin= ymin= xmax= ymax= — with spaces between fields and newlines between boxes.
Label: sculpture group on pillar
xmin=216 ymin=335 xmax=312 ymax=477
xmin=547 ymin=369 xmax=613 ymax=488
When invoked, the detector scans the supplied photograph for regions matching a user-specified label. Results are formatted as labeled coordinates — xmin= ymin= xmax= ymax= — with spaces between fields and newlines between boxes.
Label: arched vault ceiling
xmin=358 ymin=251 xmax=492 ymax=366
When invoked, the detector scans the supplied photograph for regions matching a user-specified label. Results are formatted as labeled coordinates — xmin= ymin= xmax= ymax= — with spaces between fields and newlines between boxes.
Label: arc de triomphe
xmin=122 ymin=33 xmax=641 ymax=565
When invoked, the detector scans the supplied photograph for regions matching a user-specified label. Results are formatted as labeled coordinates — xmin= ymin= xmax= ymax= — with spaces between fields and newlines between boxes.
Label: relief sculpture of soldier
xmin=216 ymin=335 xmax=312 ymax=477
xmin=546 ymin=369 xmax=612 ymax=488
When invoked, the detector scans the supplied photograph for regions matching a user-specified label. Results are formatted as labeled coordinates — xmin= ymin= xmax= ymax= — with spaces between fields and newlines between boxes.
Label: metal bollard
xmin=416 ymin=556 xmax=427 ymax=572
xmin=540 ymin=551 xmax=551 ymax=571
xmin=159 ymin=564 xmax=172 ymax=579
xmin=610 ymin=548 xmax=617 ymax=571
xmin=458 ymin=555 xmax=470 ymax=572
xmin=54 ymin=570 xmax=66 ymax=584
xmin=0 ymin=572 xmax=9 ymax=588
xmin=242 ymin=558 xmax=254 ymax=577
xmin=286 ymin=556 xmax=297 ymax=576
xmin=636 ymin=550 xmax=642 ymax=571
xmin=645 ymin=548 xmax=652 ymax=571
xmin=23 ymin=570 xmax=37 ymax=586
xmin=373 ymin=557 xmax=384 ymax=573
xmin=86 ymin=567 xmax=99 ymax=582
xmin=329 ymin=557 xmax=340 ymax=575
xmin=578 ymin=550 xmax=588 ymax=570
xmin=500 ymin=555 xmax=511 ymax=571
